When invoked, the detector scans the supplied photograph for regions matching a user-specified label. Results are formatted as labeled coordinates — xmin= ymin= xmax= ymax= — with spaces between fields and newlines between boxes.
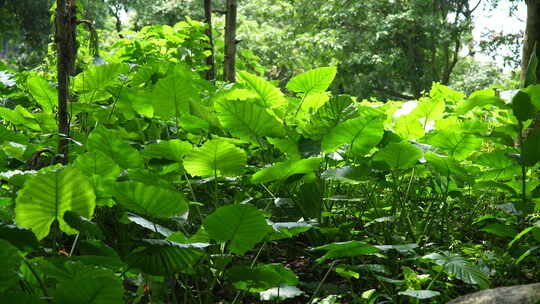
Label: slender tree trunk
xmin=111 ymin=5 xmax=124 ymax=38
xmin=521 ymin=0 xmax=540 ymax=140
xmin=223 ymin=0 xmax=237 ymax=82
xmin=55 ymin=0 xmax=77 ymax=164
xmin=204 ymin=0 xmax=215 ymax=81
xmin=521 ymin=0 xmax=540 ymax=82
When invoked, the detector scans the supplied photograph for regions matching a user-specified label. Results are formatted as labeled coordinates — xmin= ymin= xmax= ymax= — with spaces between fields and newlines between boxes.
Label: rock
xmin=447 ymin=283 xmax=540 ymax=304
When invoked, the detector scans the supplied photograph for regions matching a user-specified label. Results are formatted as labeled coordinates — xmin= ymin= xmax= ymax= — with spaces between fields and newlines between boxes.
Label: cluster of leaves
xmin=0 ymin=21 xmax=539 ymax=304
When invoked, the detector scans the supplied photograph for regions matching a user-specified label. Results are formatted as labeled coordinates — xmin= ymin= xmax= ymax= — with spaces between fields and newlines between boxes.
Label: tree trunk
xmin=223 ymin=0 xmax=237 ymax=82
xmin=55 ymin=0 xmax=77 ymax=164
xmin=522 ymin=0 xmax=540 ymax=139
xmin=521 ymin=0 xmax=540 ymax=82
xmin=204 ymin=0 xmax=215 ymax=81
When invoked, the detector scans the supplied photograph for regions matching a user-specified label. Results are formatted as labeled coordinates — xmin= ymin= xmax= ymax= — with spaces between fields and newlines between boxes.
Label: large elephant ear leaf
xmin=215 ymin=99 xmax=285 ymax=143
xmin=238 ymin=71 xmax=287 ymax=109
xmin=54 ymin=266 xmax=124 ymax=304
xmin=297 ymin=95 xmax=358 ymax=139
xmin=112 ymin=181 xmax=188 ymax=218
xmin=87 ymin=126 xmax=143 ymax=169
xmin=286 ymin=67 xmax=337 ymax=95
xmin=15 ymin=167 xmax=96 ymax=240
xmin=152 ymin=64 xmax=198 ymax=120
xmin=373 ymin=141 xmax=422 ymax=170
xmin=251 ymin=158 xmax=322 ymax=184
xmin=204 ymin=204 xmax=272 ymax=255
xmin=322 ymin=115 xmax=385 ymax=156
xmin=74 ymin=63 xmax=129 ymax=93
xmin=423 ymin=252 xmax=489 ymax=288
xmin=26 ymin=75 xmax=56 ymax=113
xmin=426 ymin=130 xmax=482 ymax=160
xmin=183 ymin=140 xmax=246 ymax=177
xmin=0 ymin=239 xmax=22 ymax=292
xmin=126 ymin=239 xmax=208 ymax=276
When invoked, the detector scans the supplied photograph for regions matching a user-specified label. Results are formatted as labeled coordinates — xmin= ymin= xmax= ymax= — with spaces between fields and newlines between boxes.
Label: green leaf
xmin=251 ymin=157 xmax=321 ymax=184
xmin=423 ymin=252 xmax=489 ymax=288
xmin=63 ymin=211 xmax=104 ymax=240
xmin=298 ymin=95 xmax=358 ymax=139
xmin=142 ymin=139 xmax=192 ymax=162
xmin=267 ymin=137 xmax=301 ymax=160
xmin=126 ymin=213 xmax=173 ymax=236
xmin=479 ymin=222 xmax=517 ymax=238
xmin=87 ymin=126 xmax=143 ymax=169
xmin=508 ymin=226 xmax=536 ymax=248
xmin=321 ymin=165 xmax=371 ymax=184
xmin=427 ymin=130 xmax=482 ymax=160
xmin=15 ymin=167 xmax=96 ymax=240
xmin=238 ymin=71 xmax=286 ymax=109
xmin=74 ymin=151 xmax=121 ymax=180
xmin=184 ymin=140 xmax=246 ymax=177
xmin=312 ymin=241 xmax=380 ymax=263
xmin=473 ymin=150 xmax=519 ymax=180
xmin=112 ymin=181 xmax=188 ymax=218
xmin=54 ymin=266 xmax=124 ymax=304
xmin=215 ymin=99 xmax=285 ymax=143
xmin=410 ymin=99 xmax=445 ymax=122
xmin=295 ymin=93 xmax=331 ymax=123
xmin=373 ymin=141 xmax=422 ymax=169
xmin=228 ymin=264 xmax=298 ymax=292
xmin=0 ymin=223 xmax=40 ymax=252
xmin=126 ymin=239 xmax=208 ymax=275
xmin=522 ymin=126 xmax=540 ymax=166
xmin=322 ymin=115 xmax=385 ymax=155
xmin=0 ymin=239 xmax=22 ymax=292
xmin=74 ymin=63 xmax=129 ymax=93
xmin=26 ymin=75 xmax=56 ymax=113
xmin=286 ymin=67 xmax=337 ymax=95
xmin=269 ymin=221 xmax=312 ymax=241
xmin=0 ymin=292 xmax=42 ymax=304
xmin=424 ymin=152 xmax=472 ymax=184
xmin=512 ymin=91 xmax=536 ymax=122
xmin=455 ymin=91 xmax=508 ymax=115
xmin=117 ymin=88 xmax=154 ymax=118
xmin=0 ymin=106 xmax=41 ymax=131
xmin=152 ymin=64 xmax=197 ymax=120
xmin=297 ymin=182 xmax=323 ymax=219
xmin=394 ymin=116 xmax=425 ymax=140
xmin=398 ymin=290 xmax=440 ymax=299
xmin=204 ymin=204 xmax=272 ymax=255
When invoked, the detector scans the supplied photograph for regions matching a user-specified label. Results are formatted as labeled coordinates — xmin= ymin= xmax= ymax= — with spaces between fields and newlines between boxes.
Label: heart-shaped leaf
xmin=184 ymin=140 xmax=246 ymax=177
xmin=15 ymin=167 xmax=96 ymax=240
xmin=204 ymin=204 xmax=272 ymax=254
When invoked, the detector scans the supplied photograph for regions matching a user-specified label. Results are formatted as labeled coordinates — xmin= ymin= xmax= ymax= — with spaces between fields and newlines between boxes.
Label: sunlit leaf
xmin=238 ymin=71 xmax=286 ymax=109
xmin=26 ymin=75 xmax=56 ymax=113
xmin=15 ymin=167 xmax=96 ymax=240
xmin=322 ymin=115 xmax=385 ymax=155
xmin=398 ymin=290 xmax=440 ymax=299
xmin=87 ymin=126 xmax=143 ymax=169
xmin=215 ymin=99 xmax=285 ymax=143
xmin=312 ymin=241 xmax=380 ymax=263
xmin=286 ymin=67 xmax=337 ymax=95
xmin=183 ymin=140 xmax=246 ymax=177
xmin=112 ymin=181 xmax=188 ymax=218
xmin=204 ymin=204 xmax=272 ymax=255
xmin=252 ymin=157 xmax=321 ymax=184
xmin=142 ymin=139 xmax=192 ymax=162
xmin=373 ymin=141 xmax=422 ymax=169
